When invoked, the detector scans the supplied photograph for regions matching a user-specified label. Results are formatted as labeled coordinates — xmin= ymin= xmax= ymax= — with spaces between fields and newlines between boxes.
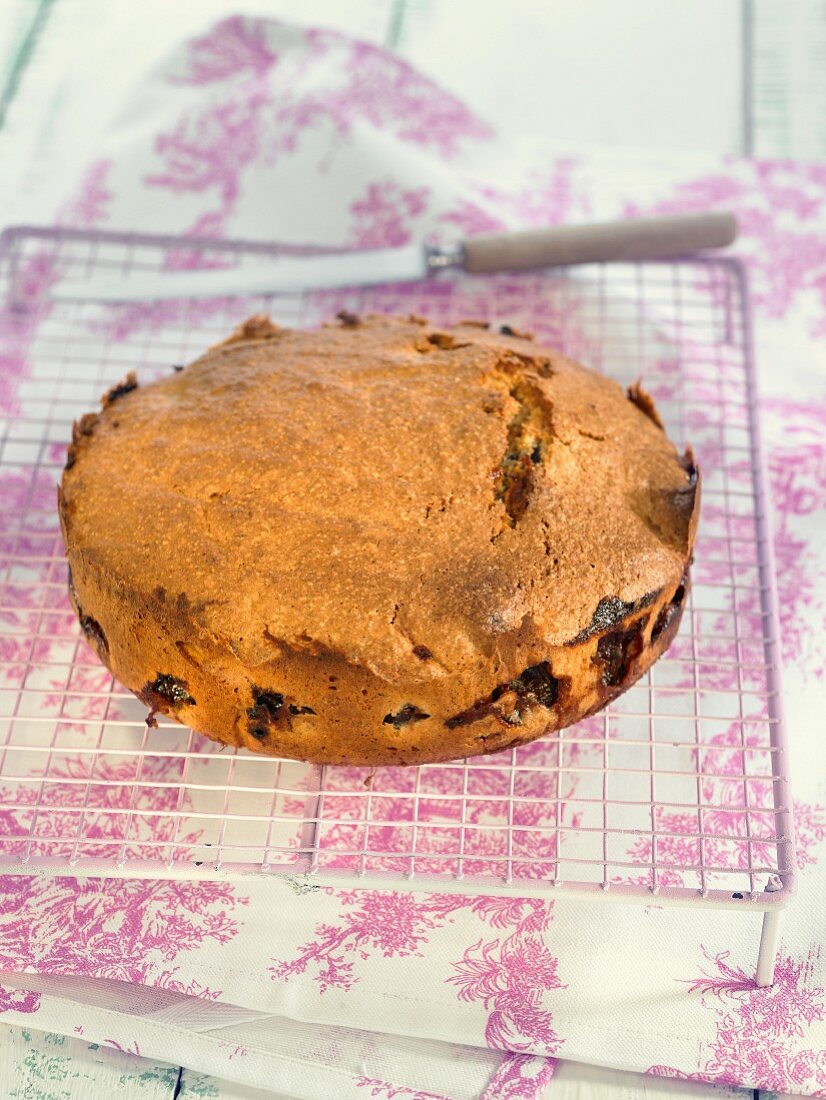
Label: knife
xmin=51 ymin=212 xmax=737 ymax=302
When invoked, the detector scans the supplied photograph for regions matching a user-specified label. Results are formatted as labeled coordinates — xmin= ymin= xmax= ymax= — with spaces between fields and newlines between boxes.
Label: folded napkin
xmin=0 ymin=15 xmax=824 ymax=1097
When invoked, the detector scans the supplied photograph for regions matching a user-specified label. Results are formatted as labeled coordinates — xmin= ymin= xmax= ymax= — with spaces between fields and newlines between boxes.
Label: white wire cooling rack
xmin=0 ymin=227 xmax=794 ymax=984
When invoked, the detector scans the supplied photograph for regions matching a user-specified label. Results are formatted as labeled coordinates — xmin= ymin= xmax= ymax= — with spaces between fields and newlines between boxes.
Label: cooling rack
xmin=0 ymin=226 xmax=794 ymax=985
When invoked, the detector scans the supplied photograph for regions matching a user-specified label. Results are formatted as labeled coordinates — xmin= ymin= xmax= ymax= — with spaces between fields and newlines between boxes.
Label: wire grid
xmin=0 ymin=227 xmax=795 ymax=909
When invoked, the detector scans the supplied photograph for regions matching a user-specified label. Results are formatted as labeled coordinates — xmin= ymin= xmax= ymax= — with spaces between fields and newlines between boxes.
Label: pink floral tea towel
xmin=0 ymin=14 xmax=824 ymax=1098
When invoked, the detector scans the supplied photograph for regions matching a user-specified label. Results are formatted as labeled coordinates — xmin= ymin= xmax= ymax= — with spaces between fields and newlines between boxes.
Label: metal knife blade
xmin=49 ymin=213 xmax=738 ymax=303
xmin=50 ymin=244 xmax=430 ymax=302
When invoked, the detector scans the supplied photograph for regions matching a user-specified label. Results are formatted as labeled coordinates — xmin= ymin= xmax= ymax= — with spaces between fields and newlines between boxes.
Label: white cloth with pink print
xmin=0 ymin=16 xmax=825 ymax=1099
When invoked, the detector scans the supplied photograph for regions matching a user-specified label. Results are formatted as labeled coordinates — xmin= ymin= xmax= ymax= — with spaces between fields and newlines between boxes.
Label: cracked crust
xmin=59 ymin=314 xmax=699 ymax=765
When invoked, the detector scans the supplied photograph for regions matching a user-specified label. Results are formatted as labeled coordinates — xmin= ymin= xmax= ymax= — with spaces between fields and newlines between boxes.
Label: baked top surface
xmin=61 ymin=314 xmax=696 ymax=691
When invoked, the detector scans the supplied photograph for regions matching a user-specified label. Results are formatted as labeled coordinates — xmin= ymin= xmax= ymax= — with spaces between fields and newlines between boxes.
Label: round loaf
xmin=59 ymin=314 xmax=699 ymax=765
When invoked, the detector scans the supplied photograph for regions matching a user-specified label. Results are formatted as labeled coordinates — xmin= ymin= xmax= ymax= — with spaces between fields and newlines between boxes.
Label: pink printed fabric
xmin=0 ymin=16 xmax=825 ymax=1097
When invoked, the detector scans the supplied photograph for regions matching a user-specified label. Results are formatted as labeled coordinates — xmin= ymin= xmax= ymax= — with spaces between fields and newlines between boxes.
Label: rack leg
xmin=756 ymin=909 xmax=781 ymax=987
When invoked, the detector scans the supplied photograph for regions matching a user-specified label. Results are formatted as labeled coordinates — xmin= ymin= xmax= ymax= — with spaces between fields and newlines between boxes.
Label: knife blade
xmin=50 ymin=212 xmax=737 ymax=303
xmin=51 ymin=244 xmax=429 ymax=303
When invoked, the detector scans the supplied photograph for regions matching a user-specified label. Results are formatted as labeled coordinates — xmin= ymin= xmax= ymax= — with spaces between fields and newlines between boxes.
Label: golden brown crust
xmin=627 ymin=379 xmax=665 ymax=431
xmin=60 ymin=314 xmax=699 ymax=765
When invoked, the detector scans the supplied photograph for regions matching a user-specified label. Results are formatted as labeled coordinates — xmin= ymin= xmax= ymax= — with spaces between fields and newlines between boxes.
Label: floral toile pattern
xmin=624 ymin=159 xmax=826 ymax=335
xmin=269 ymin=891 xmax=469 ymax=993
xmin=0 ymin=14 xmax=824 ymax=1095
xmin=649 ymin=948 xmax=826 ymax=1093
xmin=271 ymin=894 xmax=562 ymax=1053
xmin=143 ymin=15 xmax=491 ymax=239
xmin=269 ymin=893 xmax=547 ymax=993
xmin=0 ymin=986 xmax=41 ymax=1015
xmin=354 ymin=1080 xmax=451 ymax=1100
xmin=764 ymin=397 xmax=826 ymax=671
xmin=480 ymin=1053 xmax=557 ymax=1100
xmin=0 ymin=877 xmax=246 ymax=990
xmin=348 ymin=180 xmax=430 ymax=248
xmin=447 ymin=901 xmax=562 ymax=1053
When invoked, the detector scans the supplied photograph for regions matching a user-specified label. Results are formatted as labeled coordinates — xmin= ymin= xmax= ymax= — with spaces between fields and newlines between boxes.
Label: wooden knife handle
xmin=461 ymin=212 xmax=738 ymax=274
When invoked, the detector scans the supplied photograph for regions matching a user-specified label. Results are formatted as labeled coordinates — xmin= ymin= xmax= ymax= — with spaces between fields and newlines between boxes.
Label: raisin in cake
xmin=59 ymin=314 xmax=699 ymax=765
